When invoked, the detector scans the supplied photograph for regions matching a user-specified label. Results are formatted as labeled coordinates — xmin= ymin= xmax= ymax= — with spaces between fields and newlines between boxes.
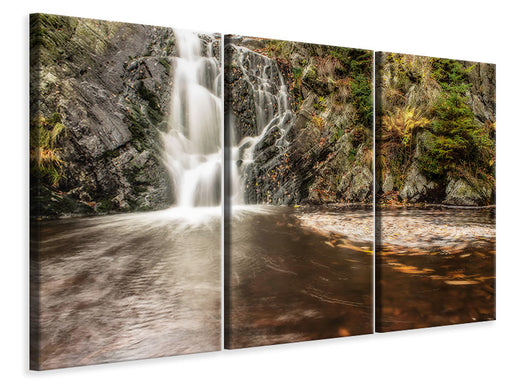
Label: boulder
xmin=444 ymin=178 xmax=492 ymax=206
xmin=400 ymin=165 xmax=438 ymax=202
xmin=382 ymin=173 xmax=394 ymax=193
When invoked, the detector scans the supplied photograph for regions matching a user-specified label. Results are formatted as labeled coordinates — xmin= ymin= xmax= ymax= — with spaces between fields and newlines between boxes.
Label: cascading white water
xmin=163 ymin=30 xmax=222 ymax=208
xmin=227 ymin=44 xmax=295 ymax=204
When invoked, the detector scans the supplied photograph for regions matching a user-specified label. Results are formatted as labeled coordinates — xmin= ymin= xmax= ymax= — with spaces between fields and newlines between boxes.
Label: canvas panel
xmin=375 ymin=52 xmax=496 ymax=332
xmin=30 ymin=14 xmax=222 ymax=369
xmin=224 ymin=35 xmax=374 ymax=348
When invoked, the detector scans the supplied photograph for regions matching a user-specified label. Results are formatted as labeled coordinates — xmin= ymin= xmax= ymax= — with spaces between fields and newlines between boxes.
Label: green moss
xmin=136 ymin=81 xmax=164 ymax=124
xmin=123 ymin=167 xmax=150 ymax=199
xmin=350 ymin=73 xmax=372 ymax=128
xmin=31 ymin=13 xmax=119 ymax=73
xmin=333 ymin=127 xmax=344 ymax=141
xmin=292 ymin=67 xmax=302 ymax=79
xmin=146 ymin=106 xmax=164 ymax=125
xmin=31 ymin=14 xmax=77 ymax=66
xmin=158 ymin=57 xmax=171 ymax=75
xmin=164 ymin=38 xmax=175 ymax=56
xmin=303 ymin=65 xmax=318 ymax=82
xmin=101 ymin=148 xmax=121 ymax=160
xmin=348 ymin=148 xmax=357 ymax=163
xmin=96 ymin=198 xmax=115 ymax=213
xmin=138 ymin=82 xmax=159 ymax=110
xmin=31 ymin=184 xmax=94 ymax=218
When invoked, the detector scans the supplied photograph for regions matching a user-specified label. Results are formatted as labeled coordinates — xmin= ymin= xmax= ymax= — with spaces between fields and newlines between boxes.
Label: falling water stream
xmin=226 ymin=44 xmax=295 ymax=205
xmin=163 ymin=30 xmax=222 ymax=207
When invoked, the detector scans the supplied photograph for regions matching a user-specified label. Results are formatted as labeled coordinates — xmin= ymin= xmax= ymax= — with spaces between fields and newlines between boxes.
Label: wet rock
xmin=31 ymin=184 xmax=95 ymax=218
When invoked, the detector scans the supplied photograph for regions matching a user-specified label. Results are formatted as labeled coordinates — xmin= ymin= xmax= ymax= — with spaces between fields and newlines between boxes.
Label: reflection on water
xmin=226 ymin=206 xmax=373 ymax=348
xmin=31 ymin=208 xmax=221 ymax=370
xmin=376 ymin=207 xmax=496 ymax=332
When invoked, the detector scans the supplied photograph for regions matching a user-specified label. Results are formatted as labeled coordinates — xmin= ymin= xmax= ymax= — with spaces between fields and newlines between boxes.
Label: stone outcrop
xmin=376 ymin=52 xmax=496 ymax=206
xmin=399 ymin=165 xmax=439 ymax=202
xmin=225 ymin=37 xmax=373 ymax=205
xmin=30 ymin=15 xmax=175 ymax=217
xmin=444 ymin=177 xmax=493 ymax=206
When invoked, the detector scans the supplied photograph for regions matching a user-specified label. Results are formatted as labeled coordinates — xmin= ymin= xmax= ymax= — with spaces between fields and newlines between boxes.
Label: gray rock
xmin=30 ymin=15 xmax=181 ymax=216
xmin=337 ymin=166 xmax=372 ymax=202
xmin=382 ymin=173 xmax=394 ymax=193
xmin=444 ymin=178 xmax=492 ymax=206
xmin=400 ymin=165 xmax=438 ymax=202
xmin=466 ymin=62 xmax=496 ymax=124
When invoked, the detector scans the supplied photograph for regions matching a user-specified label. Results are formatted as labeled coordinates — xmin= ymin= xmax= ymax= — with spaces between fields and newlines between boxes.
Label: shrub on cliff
xmin=30 ymin=113 xmax=67 ymax=187
xmin=418 ymin=59 xmax=495 ymax=185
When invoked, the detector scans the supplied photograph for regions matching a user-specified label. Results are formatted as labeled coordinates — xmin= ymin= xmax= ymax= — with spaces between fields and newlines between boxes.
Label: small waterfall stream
xmin=163 ymin=30 xmax=222 ymax=208
xmin=227 ymin=44 xmax=296 ymax=205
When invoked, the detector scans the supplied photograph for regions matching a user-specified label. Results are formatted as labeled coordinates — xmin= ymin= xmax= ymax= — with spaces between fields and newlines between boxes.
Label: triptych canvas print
xmin=30 ymin=13 xmax=496 ymax=370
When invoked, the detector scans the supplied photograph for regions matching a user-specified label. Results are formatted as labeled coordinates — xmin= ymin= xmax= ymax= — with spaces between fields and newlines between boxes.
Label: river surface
xmin=225 ymin=205 xmax=374 ymax=348
xmin=376 ymin=207 xmax=496 ymax=332
xmin=31 ymin=208 xmax=221 ymax=370
xmin=31 ymin=204 xmax=495 ymax=367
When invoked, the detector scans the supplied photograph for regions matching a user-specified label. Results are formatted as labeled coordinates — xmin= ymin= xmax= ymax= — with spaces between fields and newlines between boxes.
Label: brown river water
xmin=225 ymin=205 xmax=374 ymax=348
xmin=31 ymin=208 xmax=222 ymax=370
xmin=30 ymin=205 xmax=495 ymax=368
xmin=376 ymin=207 xmax=496 ymax=332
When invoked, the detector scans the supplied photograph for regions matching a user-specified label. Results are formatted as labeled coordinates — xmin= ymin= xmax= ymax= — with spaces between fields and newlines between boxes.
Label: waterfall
xmin=162 ymin=30 xmax=222 ymax=208
xmin=227 ymin=44 xmax=295 ymax=205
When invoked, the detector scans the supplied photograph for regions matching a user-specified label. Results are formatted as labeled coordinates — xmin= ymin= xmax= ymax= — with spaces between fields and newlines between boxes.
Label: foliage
xmin=329 ymin=47 xmax=373 ymax=128
xmin=350 ymin=73 xmax=372 ymax=128
xmin=382 ymin=107 xmax=430 ymax=146
xmin=388 ymin=53 xmax=430 ymax=92
xmin=313 ymin=96 xmax=326 ymax=111
xmin=265 ymin=40 xmax=288 ymax=59
xmin=292 ymin=67 xmax=303 ymax=80
xmin=377 ymin=53 xmax=495 ymax=201
xmin=30 ymin=113 xmax=67 ymax=186
xmin=417 ymin=59 xmax=494 ymax=183
xmin=431 ymin=58 xmax=472 ymax=93
xmin=329 ymin=48 xmax=373 ymax=78
xmin=311 ymin=115 xmax=325 ymax=130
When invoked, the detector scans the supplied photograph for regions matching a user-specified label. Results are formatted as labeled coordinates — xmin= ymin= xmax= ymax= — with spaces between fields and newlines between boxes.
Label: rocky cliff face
xmin=225 ymin=36 xmax=373 ymax=205
xmin=376 ymin=52 xmax=496 ymax=206
xmin=30 ymin=14 xmax=220 ymax=217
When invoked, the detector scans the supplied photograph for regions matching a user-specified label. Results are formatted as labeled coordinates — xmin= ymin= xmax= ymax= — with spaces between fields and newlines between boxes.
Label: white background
xmin=2 ymin=0 xmax=510 ymax=382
